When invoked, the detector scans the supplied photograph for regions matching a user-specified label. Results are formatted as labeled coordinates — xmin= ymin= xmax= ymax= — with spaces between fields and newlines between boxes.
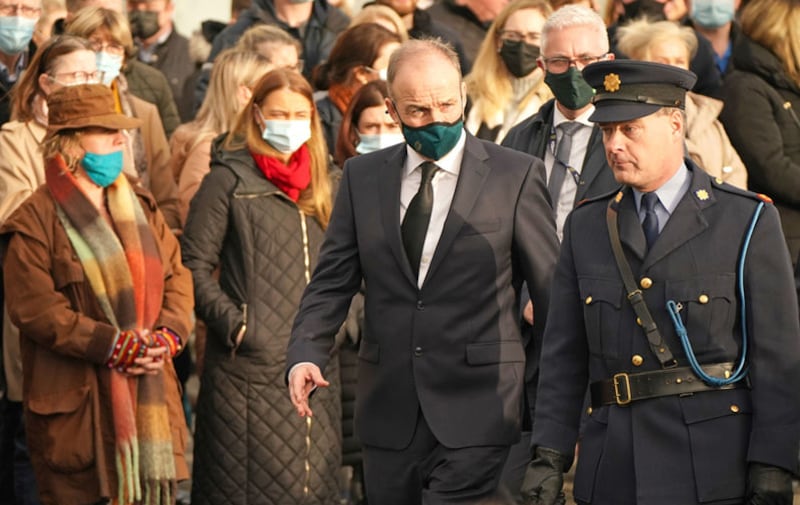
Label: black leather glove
xmin=746 ymin=462 xmax=793 ymax=505
xmin=520 ymin=446 xmax=570 ymax=505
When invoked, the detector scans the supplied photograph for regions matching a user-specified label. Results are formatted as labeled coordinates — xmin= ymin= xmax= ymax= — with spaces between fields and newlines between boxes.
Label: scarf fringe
xmin=116 ymin=438 xmax=142 ymax=504
xmin=143 ymin=479 xmax=176 ymax=505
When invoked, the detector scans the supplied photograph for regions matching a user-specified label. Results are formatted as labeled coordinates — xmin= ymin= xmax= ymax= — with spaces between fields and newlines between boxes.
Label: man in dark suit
xmin=502 ymin=4 xmax=618 ymax=242
xmin=522 ymin=60 xmax=800 ymax=505
xmin=287 ymin=38 xmax=559 ymax=504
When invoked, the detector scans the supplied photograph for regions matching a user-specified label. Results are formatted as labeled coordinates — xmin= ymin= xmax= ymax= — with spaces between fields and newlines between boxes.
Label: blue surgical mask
xmin=691 ymin=0 xmax=735 ymax=28
xmin=261 ymin=119 xmax=312 ymax=153
xmin=81 ymin=151 xmax=124 ymax=187
xmin=356 ymin=132 xmax=405 ymax=154
xmin=0 ymin=16 xmax=36 ymax=55
xmin=96 ymin=51 xmax=123 ymax=86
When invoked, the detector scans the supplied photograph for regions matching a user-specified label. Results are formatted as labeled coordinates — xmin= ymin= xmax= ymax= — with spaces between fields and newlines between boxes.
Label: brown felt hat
xmin=46 ymin=83 xmax=142 ymax=137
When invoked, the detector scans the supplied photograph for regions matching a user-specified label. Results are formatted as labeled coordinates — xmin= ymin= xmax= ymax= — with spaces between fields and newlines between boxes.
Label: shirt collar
xmin=633 ymin=162 xmax=690 ymax=215
xmin=553 ymin=103 xmax=595 ymax=129
xmin=404 ymin=128 xmax=466 ymax=177
xmin=0 ymin=50 xmax=28 ymax=83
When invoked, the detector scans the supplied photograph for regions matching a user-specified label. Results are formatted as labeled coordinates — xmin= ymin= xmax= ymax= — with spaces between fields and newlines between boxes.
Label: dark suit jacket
xmin=533 ymin=161 xmax=800 ymax=504
xmin=502 ymin=99 xmax=619 ymax=207
xmin=288 ymin=133 xmax=559 ymax=450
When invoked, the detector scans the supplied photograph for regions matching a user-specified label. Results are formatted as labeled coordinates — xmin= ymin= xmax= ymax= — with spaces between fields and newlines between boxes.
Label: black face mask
xmin=499 ymin=39 xmax=540 ymax=78
xmin=129 ymin=10 xmax=160 ymax=40
xmin=620 ymin=0 xmax=666 ymax=22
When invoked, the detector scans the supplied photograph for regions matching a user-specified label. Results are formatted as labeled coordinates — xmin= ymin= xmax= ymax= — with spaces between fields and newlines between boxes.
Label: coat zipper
xmin=298 ymin=209 xmax=313 ymax=498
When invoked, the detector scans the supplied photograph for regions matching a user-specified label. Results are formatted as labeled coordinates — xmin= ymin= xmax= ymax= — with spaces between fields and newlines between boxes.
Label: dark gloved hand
xmin=520 ymin=446 xmax=570 ymax=505
xmin=746 ymin=462 xmax=793 ymax=505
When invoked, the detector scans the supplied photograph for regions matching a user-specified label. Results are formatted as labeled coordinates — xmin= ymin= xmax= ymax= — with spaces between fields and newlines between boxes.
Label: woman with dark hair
xmin=2 ymin=83 xmax=191 ymax=505
xmin=182 ymin=68 xmax=342 ymax=505
xmin=314 ymin=23 xmax=401 ymax=153
xmin=334 ymin=79 xmax=402 ymax=167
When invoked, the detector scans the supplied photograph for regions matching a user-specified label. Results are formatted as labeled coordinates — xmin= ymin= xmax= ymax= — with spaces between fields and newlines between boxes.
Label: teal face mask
xmin=81 ymin=150 xmax=124 ymax=187
xmin=400 ymin=118 xmax=464 ymax=160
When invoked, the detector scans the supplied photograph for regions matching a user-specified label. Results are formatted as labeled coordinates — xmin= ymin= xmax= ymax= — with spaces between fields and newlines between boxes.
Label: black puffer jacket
xmin=720 ymin=35 xmax=800 ymax=262
xmin=182 ymin=139 xmax=342 ymax=505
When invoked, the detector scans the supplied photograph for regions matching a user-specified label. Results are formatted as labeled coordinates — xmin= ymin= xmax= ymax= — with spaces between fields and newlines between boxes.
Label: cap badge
xmin=695 ymin=189 xmax=709 ymax=201
xmin=604 ymin=73 xmax=621 ymax=92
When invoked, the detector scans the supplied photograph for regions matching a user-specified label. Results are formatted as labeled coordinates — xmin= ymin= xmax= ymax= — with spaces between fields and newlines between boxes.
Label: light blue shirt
xmin=633 ymin=162 xmax=691 ymax=233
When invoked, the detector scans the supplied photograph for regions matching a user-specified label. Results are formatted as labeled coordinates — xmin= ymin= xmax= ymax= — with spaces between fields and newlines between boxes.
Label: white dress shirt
xmin=400 ymin=130 xmax=466 ymax=287
xmin=544 ymin=105 xmax=595 ymax=242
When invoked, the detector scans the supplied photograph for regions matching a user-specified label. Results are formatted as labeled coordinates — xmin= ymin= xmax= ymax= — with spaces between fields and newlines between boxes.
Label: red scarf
xmin=251 ymin=144 xmax=312 ymax=202
xmin=328 ymin=82 xmax=356 ymax=114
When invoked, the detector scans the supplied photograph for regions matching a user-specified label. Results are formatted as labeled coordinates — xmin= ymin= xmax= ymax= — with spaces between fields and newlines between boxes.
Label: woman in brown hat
xmin=1 ymin=83 xmax=193 ymax=505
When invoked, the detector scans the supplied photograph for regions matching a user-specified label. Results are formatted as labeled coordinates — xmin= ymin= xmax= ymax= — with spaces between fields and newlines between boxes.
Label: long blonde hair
xmin=616 ymin=18 xmax=698 ymax=63
xmin=226 ymin=69 xmax=332 ymax=228
xmin=465 ymin=0 xmax=552 ymax=124
xmin=739 ymin=0 xmax=800 ymax=86
xmin=189 ymin=48 xmax=273 ymax=153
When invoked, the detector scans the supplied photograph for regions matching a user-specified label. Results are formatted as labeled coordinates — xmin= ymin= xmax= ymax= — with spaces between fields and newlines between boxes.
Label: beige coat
xmin=685 ymin=91 xmax=748 ymax=189
xmin=169 ymin=122 xmax=214 ymax=223
xmin=0 ymin=94 xmax=181 ymax=401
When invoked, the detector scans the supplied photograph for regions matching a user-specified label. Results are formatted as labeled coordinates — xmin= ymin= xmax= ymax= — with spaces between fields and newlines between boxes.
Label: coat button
xmin=631 ymin=355 xmax=644 ymax=367
xmin=586 ymin=407 xmax=593 ymax=416
xmin=730 ymin=404 xmax=740 ymax=413
xmin=640 ymin=277 xmax=653 ymax=289
xmin=414 ymin=346 xmax=423 ymax=357
xmin=585 ymin=296 xmax=593 ymax=305
xmin=416 ymin=300 xmax=424 ymax=310
xmin=698 ymin=294 xmax=709 ymax=304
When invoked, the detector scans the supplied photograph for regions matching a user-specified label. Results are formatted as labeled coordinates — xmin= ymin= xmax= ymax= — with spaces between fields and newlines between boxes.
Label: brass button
xmin=715 ymin=177 xmax=724 ymax=184
xmin=586 ymin=407 xmax=593 ymax=415
xmin=640 ymin=277 xmax=653 ymax=289
xmin=676 ymin=377 xmax=683 ymax=384
xmin=636 ymin=317 xmax=642 ymax=326
xmin=730 ymin=404 xmax=740 ymax=413
xmin=698 ymin=294 xmax=709 ymax=304
xmin=631 ymin=355 xmax=644 ymax=366
xmin=585 ymin=296 xmax=593 ymax=305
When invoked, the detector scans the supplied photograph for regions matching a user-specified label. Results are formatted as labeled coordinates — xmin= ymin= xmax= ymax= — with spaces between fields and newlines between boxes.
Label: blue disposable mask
xmin=81 ymin=150 xmax=124 ymax=187
xmin=0 ymin=16 xmax=35 ymax=55
xmin=261 ymin=119 xmax=312 ymax=153
xmin=691 ymin=0 xmax=735 ymax=28
xmin=355 ymin=132 xmax=405 ymax=154
xmin=96 ymin=51 xmax=123 ymax=86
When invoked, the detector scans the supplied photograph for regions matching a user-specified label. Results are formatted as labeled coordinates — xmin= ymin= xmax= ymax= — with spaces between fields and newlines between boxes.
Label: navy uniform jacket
xmin=533 ymin=161 xmax=800 ymax=505
xmin=288 ymin=134 xmax=559 ymax=450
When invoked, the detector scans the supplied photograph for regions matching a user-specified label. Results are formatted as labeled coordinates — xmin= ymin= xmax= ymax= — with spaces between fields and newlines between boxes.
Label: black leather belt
xmin=590 ymin=362 xmax=747 ymax=407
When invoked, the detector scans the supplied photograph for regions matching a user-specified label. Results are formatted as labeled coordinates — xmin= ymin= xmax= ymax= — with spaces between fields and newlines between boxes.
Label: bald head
xmin=386 ymin=38 xmax=461 ymax=99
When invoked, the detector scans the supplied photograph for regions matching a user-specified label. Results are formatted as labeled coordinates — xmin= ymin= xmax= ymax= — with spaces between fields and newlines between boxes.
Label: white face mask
xmin=95 ymin=51 xmax=123 ymax=86
xmin=261 ymin=119 xmax=312 ymax=153
xmin=355 ymin=131 xmax=405 ymax=154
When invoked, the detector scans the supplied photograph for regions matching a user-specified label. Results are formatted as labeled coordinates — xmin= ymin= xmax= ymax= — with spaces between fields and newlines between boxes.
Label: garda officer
xmin=521 ymin=60 xmax=800 ymax=505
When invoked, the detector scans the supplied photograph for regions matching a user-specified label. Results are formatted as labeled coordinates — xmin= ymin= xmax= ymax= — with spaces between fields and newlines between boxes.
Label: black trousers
xmin=362 ymin=410 xmax=512 ymax=505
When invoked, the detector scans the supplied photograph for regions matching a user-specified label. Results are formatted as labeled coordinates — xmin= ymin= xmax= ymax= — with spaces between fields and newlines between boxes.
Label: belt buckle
xmin=613 ymin=372 xmax=632 ymax=406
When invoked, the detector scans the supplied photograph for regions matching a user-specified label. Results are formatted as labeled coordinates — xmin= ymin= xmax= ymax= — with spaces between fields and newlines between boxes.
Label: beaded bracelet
xmin=153 ymin=327 xmax=182 ymax=357
xmin=106 ymin=329 xmax=146 ymax=371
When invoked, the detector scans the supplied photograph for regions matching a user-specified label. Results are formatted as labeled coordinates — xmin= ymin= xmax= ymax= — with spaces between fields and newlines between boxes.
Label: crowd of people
xmin=0 ymin=0 xmax=798 ymax=504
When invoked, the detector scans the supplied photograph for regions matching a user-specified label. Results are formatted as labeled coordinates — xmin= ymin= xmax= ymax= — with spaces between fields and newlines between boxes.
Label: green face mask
xmin=400 ymin=118 xmax=464 ymax=160
xmin=544 ymin=67 xmax=596 ymax=111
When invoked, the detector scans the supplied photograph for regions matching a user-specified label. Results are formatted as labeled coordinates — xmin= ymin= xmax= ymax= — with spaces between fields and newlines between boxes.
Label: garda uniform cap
xmin=46 ymin=83 xmax=142 ymax=138
xmin=582 ymin=60 xmax=698 ymax=123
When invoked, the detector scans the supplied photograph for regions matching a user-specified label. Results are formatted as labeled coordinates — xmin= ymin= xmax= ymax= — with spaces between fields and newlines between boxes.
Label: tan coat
xmin=0 ymin=95 xmax=182 ymax=402
xmin=168 ymin=122 xmax=214 ymax=223
xmin=1 ymin=182 xmax=192 ymax=505
xmin=685 ymin=91 xmax=748 ymax=189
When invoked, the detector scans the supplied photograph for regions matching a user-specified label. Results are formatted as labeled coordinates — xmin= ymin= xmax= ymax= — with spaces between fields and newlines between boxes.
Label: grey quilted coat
xmin=182 ymin=139 xmax=342 ymax=505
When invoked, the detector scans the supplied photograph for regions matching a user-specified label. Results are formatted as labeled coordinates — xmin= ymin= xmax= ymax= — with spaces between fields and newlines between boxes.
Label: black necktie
xmin=402 ymin=161 xmax=439 ymax=278
xmin=641 ymin=192 xmax=660 ymax=250
xmin=548 ymin=121 xmax=582 ymax=211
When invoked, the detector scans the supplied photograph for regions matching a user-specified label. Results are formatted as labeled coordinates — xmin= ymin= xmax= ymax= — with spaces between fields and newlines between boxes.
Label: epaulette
xmin=575 ymin=185 xmax=623 ymax=209
xmin=710 ymin=177 xmax=774 ymax=204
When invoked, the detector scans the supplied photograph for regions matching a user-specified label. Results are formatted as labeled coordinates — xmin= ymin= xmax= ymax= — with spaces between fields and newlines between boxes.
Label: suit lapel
xmin=424 ymin=135 xmax=490 ymax=285
xmin=574 ymin=126 xmax=608 ymax=203
xmin=377 ymin=146 xmax=419 ymax=286
xmin=618 ymin=187 xmax=648 ymax=262
xmin=643 ymin=167 xmax=713 ymax=270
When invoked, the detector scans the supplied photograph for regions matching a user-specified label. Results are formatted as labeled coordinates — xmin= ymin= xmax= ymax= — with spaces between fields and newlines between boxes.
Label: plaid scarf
xmin=46 ymin=154 xmax=176 ymax=505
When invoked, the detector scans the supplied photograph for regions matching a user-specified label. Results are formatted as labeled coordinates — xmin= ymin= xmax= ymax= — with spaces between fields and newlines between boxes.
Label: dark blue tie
xmin=641 ymin=192 xmax=660 ymax=250
xmin=402 ymin=162 xmax=439 ymax=277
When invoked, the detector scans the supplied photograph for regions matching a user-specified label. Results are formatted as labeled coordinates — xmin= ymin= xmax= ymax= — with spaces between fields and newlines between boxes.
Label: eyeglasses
xmin=541 ymin=54 xmax=607 ymax=73
xmin=498 ymin=29 xmax=541 ymax=45
xmin=48 ymin=70 xmax=105 ymax=85
xmin=0 ymin=3 xmax=42 ymax=17
xmin=89 ymin=40 xmax=126 ymax=56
